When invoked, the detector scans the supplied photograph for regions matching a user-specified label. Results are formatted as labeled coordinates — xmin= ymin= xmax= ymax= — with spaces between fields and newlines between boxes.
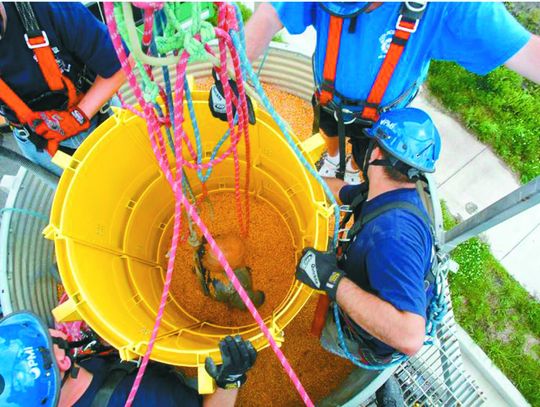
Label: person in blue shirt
xmin=0 ymin=311 xmax=257 ymax=407
xmin=244 ymin=2 xmax=540 ymax=184
xmin=295 ymin=107 xmax=441 ymax=405
xmin=0 ymin=2 xmax=125 ymax=176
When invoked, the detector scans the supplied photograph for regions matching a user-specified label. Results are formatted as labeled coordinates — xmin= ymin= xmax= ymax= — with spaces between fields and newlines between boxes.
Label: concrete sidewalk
xmin=410 ymin=91 xmax=540 ymax=300
xmin=281 ymin=27 xmax=540 ymax=300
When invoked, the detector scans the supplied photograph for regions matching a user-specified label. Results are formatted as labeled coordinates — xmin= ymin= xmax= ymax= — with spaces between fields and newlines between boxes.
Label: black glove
xmin=205 ymin=335 xmax=257 ymax=389
xmin=295 ymin=248 xmax=345 ymax=301
xmin=208 ymin=69 xmax=256 ymax=125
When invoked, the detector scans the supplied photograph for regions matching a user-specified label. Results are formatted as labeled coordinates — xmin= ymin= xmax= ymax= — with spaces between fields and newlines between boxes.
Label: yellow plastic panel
xmin=49 ymin=91 xmax=331 ymax=382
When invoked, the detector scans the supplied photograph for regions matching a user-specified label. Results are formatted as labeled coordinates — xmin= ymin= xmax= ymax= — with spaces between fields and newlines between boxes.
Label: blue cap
xmin=365 ymin=108 xmax=441 ymax=173
xmin=0 ymin=312 xmax=60 ymax=407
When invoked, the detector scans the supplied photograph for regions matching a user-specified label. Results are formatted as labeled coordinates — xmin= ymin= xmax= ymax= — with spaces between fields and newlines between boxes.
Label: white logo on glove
xmin=210 ymin=86 xmax=227 ymax=114
xmin=299 ymin=252 xmax=320 ymax=288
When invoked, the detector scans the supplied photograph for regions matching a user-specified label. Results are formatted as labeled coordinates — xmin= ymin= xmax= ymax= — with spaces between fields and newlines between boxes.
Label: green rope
xmin=154 ymin=2 xmax=215 ymax=61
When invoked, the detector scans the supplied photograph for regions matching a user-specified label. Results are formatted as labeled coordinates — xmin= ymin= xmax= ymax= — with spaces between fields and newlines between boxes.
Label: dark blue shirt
xmin=0 ymin=2 xmax=121 ymax=109
xmin=339 ymin=185 xmax=433 ymax=357
xmin=74 ymin=358 xmax=202 ymax=407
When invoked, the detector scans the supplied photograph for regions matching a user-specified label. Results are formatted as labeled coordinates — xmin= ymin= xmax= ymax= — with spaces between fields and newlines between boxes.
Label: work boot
xmin=375 ymin=375 xmax=405 ymax=407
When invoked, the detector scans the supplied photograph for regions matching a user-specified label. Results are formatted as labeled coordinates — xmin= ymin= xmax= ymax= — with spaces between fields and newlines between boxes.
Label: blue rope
xmin=0 ymin=207 xmax=49 ymax=222
xmin=332 ymin=303 xmax=407 ymax=370
xmin=184 ymin=77 xmax=237 ymax=184
xmin=232 ymin=3 xmax=450 ymax=371
xmin=184 ymin=77 xmax=205 ymax=180
xmin=230 ymin=21 xmax=340 ymax=247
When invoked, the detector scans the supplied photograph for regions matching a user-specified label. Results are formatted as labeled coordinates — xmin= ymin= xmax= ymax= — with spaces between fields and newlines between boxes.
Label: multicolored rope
xmin=104 ymin=3 xmax=313 ymax=406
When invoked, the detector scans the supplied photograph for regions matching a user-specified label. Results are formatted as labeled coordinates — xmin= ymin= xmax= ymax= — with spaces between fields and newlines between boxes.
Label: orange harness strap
xmin=25 ymin=33 xmax=64 ymax=91
xmin=361 ymin=18 xmax=418 ymax=121
xmin=0 ymin=3 xmax=80 ymax=126
xmin=25 ymin=33 xmax=79 ymax=107
xmin=318 ymin=15 xmax=344 ymax=105
xmin=0 ymin=79 xmax=35 ymax=123
xmin=317 ymin=2 xmax=425 ymax=122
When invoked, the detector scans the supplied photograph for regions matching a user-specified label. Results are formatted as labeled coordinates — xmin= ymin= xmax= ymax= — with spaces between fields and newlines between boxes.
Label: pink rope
xmin=104 ymin=3 xmax=313 ymax=406
xmin=141 ymin=8 xmax=154 ymax=46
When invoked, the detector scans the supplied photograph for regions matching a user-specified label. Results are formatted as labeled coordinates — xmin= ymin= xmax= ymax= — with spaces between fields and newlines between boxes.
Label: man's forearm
xmin=245 ymin=3 xmax=283 ymax=62
xmin=77 ymin=68 xmax=126 ymax=119
xmin=505 ymin=34 xmax=540 ymax=84
xmin=336 ymin=278 xmax=425 ymax=356
xmin=203 ymin=388 xmax=238 ymax=407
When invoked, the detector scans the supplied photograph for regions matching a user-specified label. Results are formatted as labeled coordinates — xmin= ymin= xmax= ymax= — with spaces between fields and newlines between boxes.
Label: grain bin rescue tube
xmin=44 ymin=89 xmax=332 ymax=392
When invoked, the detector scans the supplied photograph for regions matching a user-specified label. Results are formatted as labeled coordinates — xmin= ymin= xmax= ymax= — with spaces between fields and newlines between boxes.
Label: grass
xmin=427 ymin=63 xmax=540 ymax=184
xmin=426 ymin=5 xmax=540 ymax=184
xmin=442 ymin=203 xmax=540 ymax=405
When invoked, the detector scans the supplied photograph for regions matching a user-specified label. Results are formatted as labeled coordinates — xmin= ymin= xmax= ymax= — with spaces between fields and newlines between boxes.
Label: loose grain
xmin=168 ymin=82 xmax=353 ymax=404
xmin=195 ymin=78 xmax=313 ymax=141
xmin=169 ymin=191 xmax=295 ymax=326
xmin=237 ymin=295 xmax=355 ymax=406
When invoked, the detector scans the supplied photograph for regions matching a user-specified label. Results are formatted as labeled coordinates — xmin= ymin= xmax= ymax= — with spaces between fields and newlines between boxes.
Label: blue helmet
xmin=0 ymin=312 xmax=60 ymax=407
xmin=365 ymin=107 xmax=441 ymax=174
xmin=320 ymin=2 xmax=370 ymax=17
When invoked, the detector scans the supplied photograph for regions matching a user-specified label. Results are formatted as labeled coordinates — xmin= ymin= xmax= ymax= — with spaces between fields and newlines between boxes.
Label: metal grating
xmin=365 ymin=287 xmax=486 ymax=407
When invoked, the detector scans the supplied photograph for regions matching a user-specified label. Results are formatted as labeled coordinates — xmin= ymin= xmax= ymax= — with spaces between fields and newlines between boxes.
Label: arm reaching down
xmin=504 ymin=34 xmax=540 ymax=84
xmin=244 ymin=3 xmax=283 ymax=62
xmin=295 ymin=248 xmax=426 ymax=356
xmin=336 ymin=278 xmax=426 ymax=356
xmin=77 ymin=68 xmax=126 ymax=119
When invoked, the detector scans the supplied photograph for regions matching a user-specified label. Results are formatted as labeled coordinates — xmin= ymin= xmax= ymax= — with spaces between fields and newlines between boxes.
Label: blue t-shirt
xmin=74 ymin=358 xmax=202 ymax=407
xmin=272 ymin=2 xmax=531 ymax=108
xmin=0 ymin=2 xmax=121 ymax=112
xmin=338 ymin=185 xmax=433 ymax=357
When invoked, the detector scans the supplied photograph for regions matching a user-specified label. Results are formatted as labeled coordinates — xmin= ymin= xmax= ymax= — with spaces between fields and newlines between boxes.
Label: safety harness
xmin=314 ymin=1 xmax=427 ymax=180
xmin=333 ymin=180 xmax=444 ymax=368
xmin=51 ymin=329 xmax=144 ymax=406
xmin=0 ymin=3 xmax=83 ymax=152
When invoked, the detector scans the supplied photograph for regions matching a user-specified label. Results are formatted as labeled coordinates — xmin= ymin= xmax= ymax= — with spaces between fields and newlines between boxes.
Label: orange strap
xmin=0 ymin=33 xmax=80 ymax=126
xmin=317 ymin=4 xmax=423 ymax=123
xmin=361 ymin=18 xmax=417 ymax=121
xmin=26 ymin=34 xmax=65 ymax=91
xmin=318 ymin=15 xmax=343 ymax=105
xmin=0 ymin=78 xmax=34 ymax=123
xmin=26 ymin=33 xmax=79 ymax=108
xmin=311 ymin=294 xmax=331 ymax=338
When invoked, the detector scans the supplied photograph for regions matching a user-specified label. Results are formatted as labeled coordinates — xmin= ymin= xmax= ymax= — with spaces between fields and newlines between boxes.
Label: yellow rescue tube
xmin=45 ymin=89 xmax=331 ymax=391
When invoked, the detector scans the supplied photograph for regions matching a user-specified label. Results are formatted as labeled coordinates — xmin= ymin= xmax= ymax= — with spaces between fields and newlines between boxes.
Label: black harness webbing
xmin=89 ymin=361 xmax=139 ymax=407
xmin=340 ymin=195 xmax=437 ymax=287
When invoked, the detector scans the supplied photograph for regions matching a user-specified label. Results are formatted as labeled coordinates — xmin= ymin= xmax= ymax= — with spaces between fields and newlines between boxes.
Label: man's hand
xmin=29 ymin=106 xmax=90 ymax=156
xmin=208 ymin=69 xmax=256 ymax=125
xmin=205 ymin=336 xmax=257 ymax=389
xmin=295 ymin=248 xmax=345 ymax=301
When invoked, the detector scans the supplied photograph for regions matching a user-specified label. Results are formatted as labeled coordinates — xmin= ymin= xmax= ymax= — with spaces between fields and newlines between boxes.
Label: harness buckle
xmin=24 ymin=31 xmax=50 ymax=49
xmin=129 ymin=357 xmax=142 ymax=368
xmin=338 ymin=228 xmax=351 ymax=243
xmin=334 ymin=107 xmax=359 ymax=125
xmin=339 ymin=205 xmax=353 ymax=214
xmin=395 ymin=15 xmax=419 ymax=33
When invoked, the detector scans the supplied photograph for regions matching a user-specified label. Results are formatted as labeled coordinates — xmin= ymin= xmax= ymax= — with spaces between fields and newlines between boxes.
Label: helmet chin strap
xmin=361 ymin=140 xmax=376 ymax=186
xmin=52 ymin=337 xmax=81 ymax=386
xmin=363 ymin=141 xmax=421 ymax=183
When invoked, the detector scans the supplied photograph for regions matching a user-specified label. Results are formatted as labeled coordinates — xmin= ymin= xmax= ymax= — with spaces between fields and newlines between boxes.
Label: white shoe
xmin=344 ymin=158 xmax=361 ymax=185
xmin=318 ymin=153 xmax=339 ymax=178
xmin=317 ymin=153 xmax=361 ymax=185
